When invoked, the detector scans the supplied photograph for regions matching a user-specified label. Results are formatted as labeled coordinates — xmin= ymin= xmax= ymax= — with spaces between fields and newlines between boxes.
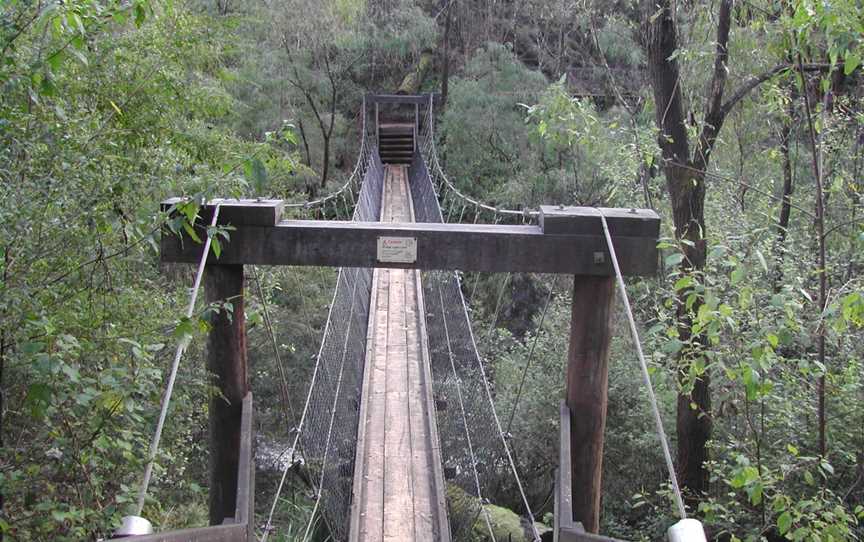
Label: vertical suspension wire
xmin=453 ymin=268 xmax=542 ymax=542
xmin=596 ymin=209 xmax=687 ymax=520
xmin=504 ymin=274 xmax=558 ymax=434
xmin=456 ymin=204 xmax=467 ymax=223
xmin=261 ymin=120 xmax=383 ymax=539
xmin=251 ymin=266 xmax=297 ymax=428
xmin=299 ymin=268 xmax=364 ymax=542
xmin=485 ymin=271 xmax=511 ymax=341
xmin=135 ymin=204 xmax=221 ymax=516
xmin=436 ymin=277 xmax=498 ymax=542
xmin=341 ymin=192 xmax=352 ymax=220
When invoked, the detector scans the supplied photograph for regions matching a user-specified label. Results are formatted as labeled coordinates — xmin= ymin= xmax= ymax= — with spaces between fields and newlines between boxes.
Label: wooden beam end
xmin=161 ymin=198 xmax=284 ymax=227
xmin=539 ymin=205 xmax=660 ymax=238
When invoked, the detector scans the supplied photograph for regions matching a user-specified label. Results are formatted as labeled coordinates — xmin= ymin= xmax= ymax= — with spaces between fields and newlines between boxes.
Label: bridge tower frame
xmin=153 ymin=94 xmax=660 ymax=542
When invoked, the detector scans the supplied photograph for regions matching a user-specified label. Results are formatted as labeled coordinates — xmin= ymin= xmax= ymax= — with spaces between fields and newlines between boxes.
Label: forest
xmin=1 ymin=0 xmax=863 ymax=540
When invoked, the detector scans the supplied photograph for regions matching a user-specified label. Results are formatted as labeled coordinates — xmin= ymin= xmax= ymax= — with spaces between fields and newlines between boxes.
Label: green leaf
xmin=843 ymin=51 xmax=861 ymax=75
xmin=245 ymin=157 xmax=269 ymax=196
xmin=26 ymin=383 xmax=52 ymax=418
xmin=731 ymin=265 xmax=746 ymax=285
xmin=661 ymin=339 xmax=683 ymax=355
xmin=134 ymin=4 xmax=147 ymax=27
xmin=173 ymin=317 xmax=197 ymax=340
xmin=778 ymin=511 xmax=793 ymax=534
xmin=755 ymin=250 xmax=768 ymax=273
xmin=182 ymin=221 xmax=202 ymax=243
xmin=674 ymin=276 xmax=695 ymax=291
xmin=665 ymin=253 xmax=684 ymax=267
xmin=22 ymin=341 xmax=46 ymax=354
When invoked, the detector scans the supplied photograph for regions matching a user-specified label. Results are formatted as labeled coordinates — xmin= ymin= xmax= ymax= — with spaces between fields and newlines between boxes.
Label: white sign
xmin=377 ymin=236 xmax=417 ymax=263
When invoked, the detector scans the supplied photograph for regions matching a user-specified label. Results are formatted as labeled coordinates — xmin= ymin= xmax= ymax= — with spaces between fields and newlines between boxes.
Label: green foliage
xmin=0 ymin=1 xmax=303 ymax=538
xmin=525 ymin=81 xmax=657 ymax=207
xmin=439 ymin=43 xmax=548 ymax=205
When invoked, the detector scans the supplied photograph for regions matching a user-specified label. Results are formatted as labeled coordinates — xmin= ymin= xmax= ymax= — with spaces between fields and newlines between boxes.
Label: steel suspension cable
xmin=596 ymin=209 xmax=687 ymax=519
xmin=135 ymin=205 xmax=221 ymax=516
xmin=486 ymin=272 xmax=511 ymax=340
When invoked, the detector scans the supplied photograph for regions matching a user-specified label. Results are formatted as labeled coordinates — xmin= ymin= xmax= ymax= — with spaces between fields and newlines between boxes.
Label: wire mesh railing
xmin=260 ymin=141 xmax=384 ymax=542
xmin=409 ymin=148 xmax=540 ymax=541
xmin=294 ymin=146 xmax=383 ymax=541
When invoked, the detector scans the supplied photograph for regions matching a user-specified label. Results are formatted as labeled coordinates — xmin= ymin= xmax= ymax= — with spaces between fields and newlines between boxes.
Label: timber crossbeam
xmin=160 ymin=200 xmax=659 ymax=276
xmin=366 ymin=93 xmax=436 ymax=105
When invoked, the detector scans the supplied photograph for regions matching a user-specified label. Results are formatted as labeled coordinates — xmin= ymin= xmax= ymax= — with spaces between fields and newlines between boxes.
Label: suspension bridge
xmin=120 ymin=94 xmax=705 ymax=542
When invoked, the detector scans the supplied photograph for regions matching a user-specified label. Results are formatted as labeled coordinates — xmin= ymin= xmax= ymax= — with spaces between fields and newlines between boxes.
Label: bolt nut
xmin=593 ymin=252 xmax=605 ymax=264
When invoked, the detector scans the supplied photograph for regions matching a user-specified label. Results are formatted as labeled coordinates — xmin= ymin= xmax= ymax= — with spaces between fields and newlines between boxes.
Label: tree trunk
xmin=297 ymin=118 xmax=312 ymax=168
xmin=773 ymin=98 xmax=795 ymax=292
xmin=643 ymin=0 xmax=734 ymax=506
xmin=797 ymin=58 xmax=829 ymax=457
xmin=440 ymin=1 xmax=454 ymax=106
xmin=398 ymin=49 xmax=434 ymax=94
xmin=320 ymin=133 xmax=331 ymax=189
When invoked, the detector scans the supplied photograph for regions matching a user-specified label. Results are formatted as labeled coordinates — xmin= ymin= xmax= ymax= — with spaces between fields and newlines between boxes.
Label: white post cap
xmin=667 ymin=518 xmax=707 ymax=542
xmin=113 ymin=515 xmax=154 ymax=537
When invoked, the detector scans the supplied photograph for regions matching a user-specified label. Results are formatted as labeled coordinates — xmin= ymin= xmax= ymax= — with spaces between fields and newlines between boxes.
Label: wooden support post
xmin=566 ymin=275 xmax=615 ymax=533
xmin=204 ymin=264 xmax=249 ymax=526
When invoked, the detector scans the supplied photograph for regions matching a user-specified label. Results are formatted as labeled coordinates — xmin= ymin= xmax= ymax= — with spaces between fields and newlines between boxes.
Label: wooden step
xmin=380 ymin=140 xmax=413 ymax=146
xmin=379 ymin=124 xmax=415 ymax=163
xmin=379 ymin=123 xmax=414 ymax=136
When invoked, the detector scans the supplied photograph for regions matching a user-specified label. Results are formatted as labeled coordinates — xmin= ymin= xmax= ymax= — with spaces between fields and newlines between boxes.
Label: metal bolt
xmin=593 ymin=252 xmax=605 ymax=264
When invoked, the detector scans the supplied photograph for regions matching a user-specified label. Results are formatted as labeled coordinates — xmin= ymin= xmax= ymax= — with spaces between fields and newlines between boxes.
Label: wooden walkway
xmin=349 ymin=166 xmax=450 ymax=542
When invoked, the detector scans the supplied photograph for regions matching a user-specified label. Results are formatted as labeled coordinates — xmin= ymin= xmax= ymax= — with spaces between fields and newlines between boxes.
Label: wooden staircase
xmin=378 ymin=123 xmax=414 ymax=164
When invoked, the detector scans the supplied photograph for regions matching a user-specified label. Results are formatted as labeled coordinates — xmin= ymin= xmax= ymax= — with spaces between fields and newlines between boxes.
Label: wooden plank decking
xmin=349 ymin=165 xmax=450 ymax=542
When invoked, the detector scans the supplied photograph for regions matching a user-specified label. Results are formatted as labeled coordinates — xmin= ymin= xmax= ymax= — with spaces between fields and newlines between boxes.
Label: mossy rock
xmin=471 ymin=502 xmax=527 ymax=541
xmin=446 ymin=483 xmax=550 ymax=542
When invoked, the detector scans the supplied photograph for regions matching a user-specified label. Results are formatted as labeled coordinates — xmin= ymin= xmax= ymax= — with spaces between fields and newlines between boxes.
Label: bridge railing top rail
xmin=365 ymin=93 xmax=437 ymax=105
